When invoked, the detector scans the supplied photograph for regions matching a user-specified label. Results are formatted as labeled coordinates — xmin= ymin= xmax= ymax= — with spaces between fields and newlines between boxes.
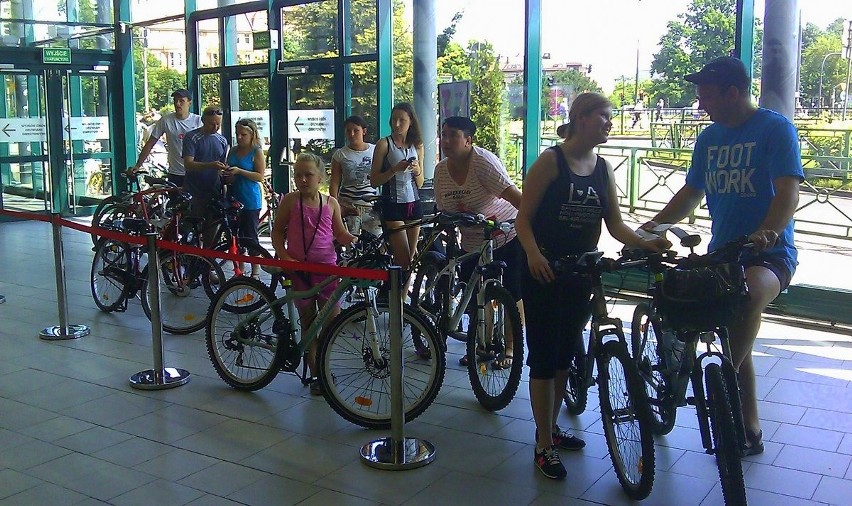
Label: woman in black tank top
xmin=514 ymin=93 xmax=669 ymax=478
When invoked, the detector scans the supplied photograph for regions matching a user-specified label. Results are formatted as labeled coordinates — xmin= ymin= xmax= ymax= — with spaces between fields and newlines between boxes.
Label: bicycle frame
xmin=232 ymin=274 xmax=384 ymax=368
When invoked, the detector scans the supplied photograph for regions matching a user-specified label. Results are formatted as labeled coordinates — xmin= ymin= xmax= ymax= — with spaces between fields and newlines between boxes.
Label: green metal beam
xmin=114 ymin=0 xmax=136 ymax=193
xmin=377 ymin=0 xmax=392 ymax=138
xmin=735 ymin=0 xmax=755 ymax=79
xmin=523 ymin=0 xmax=542 ymax=177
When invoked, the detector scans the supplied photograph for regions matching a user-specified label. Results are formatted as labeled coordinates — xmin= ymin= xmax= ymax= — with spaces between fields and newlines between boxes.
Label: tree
xmin=467 ymin=41 xmax=504 ymax=155
xmin=799 ymin=18 xmax=845 ymax=107
xmin=649 ymin=0 xmax=737 ymax=107
xmin=437 ymin=11 xmax=464 ymax=58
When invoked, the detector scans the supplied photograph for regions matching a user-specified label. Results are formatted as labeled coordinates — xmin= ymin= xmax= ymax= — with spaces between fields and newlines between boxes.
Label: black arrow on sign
xmin=293 ymin=116 xmax=305 ymax=133
xmin=1 ymin=124 xmax=15 ymax=137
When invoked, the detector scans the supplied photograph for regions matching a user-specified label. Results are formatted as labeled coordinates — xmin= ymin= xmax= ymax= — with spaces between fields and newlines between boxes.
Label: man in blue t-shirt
xmin=645 ymin=56 xmax=803 ymax=457
xmin=183 ymin=106 xmax=229 ymax=247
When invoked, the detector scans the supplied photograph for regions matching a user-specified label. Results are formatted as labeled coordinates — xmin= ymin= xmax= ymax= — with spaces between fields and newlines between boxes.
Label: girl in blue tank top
xmin=515 ymin=93 xmax=669 ymax=479
xmin=224 ymin=118 xmax=265 ymax=276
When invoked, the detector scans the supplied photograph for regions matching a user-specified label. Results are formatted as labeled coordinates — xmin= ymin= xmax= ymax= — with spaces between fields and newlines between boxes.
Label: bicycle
xmin=256 ymin=177 xmax=281 ymax=238
xmin=631 ymin=231 xmax=751 ymax=505
xmin=90 ymin=212 xmax=225 ymax=334
xmin=90 ymin=168 xmax=177 ymax=247
xmin=205 ymin=237 xmax=446 ymax=429
xmin=408 ymin=212 xmax=524 ymax=411
xmin=553 ymin=251 xmax=656 ymax=500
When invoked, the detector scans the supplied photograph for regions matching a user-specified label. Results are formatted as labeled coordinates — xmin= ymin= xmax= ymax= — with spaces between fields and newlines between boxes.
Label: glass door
xmin=0 ymin=67 xmax=114 ymax=217
xmin=284 ymin=70 xmax=336 ymax=186
xmin=0 ymin=71 xmax=49 ymax=214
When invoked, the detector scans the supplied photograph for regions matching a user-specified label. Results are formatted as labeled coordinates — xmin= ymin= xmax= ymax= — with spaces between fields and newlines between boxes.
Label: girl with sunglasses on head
xmin=223 ymin=118 xmax=265 ymax=278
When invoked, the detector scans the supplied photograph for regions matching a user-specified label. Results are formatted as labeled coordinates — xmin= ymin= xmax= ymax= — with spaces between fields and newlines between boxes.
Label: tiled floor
xmin=0 ymin=218 xmax=850 ymax=505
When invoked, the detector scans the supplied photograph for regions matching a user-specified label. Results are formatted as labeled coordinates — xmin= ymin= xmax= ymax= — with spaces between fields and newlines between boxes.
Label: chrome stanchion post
xmin=40 ymin=213 xmax=90 ymax=340
xmin=360 ymin=266 xmax=436 ymax=470
xmin=130 ymin=232 xmax=190 ymax=390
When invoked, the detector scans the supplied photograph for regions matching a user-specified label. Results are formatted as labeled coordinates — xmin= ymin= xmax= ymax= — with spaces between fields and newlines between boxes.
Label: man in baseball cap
xmin=130 ymin=88 xmax=202 ymax=186
xmin=684 ymin=56 xmax=750 ymax=91
xmin=645 ymin=54 xmax=804 ymax=459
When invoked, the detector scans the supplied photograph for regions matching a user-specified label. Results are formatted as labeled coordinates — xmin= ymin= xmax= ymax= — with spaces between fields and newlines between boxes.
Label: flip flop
xmin=492 ymin=355 xmax=514 ymax=370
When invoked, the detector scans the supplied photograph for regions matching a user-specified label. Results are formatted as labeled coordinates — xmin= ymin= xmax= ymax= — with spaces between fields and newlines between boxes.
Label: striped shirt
xmin=434 ymin=146 xmax=518 ymax=252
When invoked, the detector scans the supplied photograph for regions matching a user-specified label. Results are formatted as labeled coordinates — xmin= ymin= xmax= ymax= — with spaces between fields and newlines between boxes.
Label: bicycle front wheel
xmin=206 ymin=277 xmax=283 ymax=390
xmin=631 ymin=302 xmax=677 ymax=435
xmin=597 ymin=340 xmax=655 ymax=500
xmin=141 ymin=251 xmax=224 ymax=334
xmin=91 ymin=198 xmax=134 ymax=246
xmin=467 ymin=284 xmax=524 ymax=411
xmin=317 ymin=301 xmax=445 ymax=429
xmin=705 ymin=363 xmax=746 ymax=505
xmin=90 ymin=238 xmax=132 ymax=312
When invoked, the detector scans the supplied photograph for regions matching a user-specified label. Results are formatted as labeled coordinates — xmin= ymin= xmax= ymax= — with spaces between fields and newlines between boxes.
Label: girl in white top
xmin=330 ymin=115 xmax=379 ymax=235
xmin=370 ymin=103 xmax=425 ymax=273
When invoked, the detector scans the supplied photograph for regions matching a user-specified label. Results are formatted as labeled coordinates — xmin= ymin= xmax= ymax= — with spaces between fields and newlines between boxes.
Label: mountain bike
xmin=205 ymin=238 xmax=445 ymax=429
xmin=631 ymin=230 xmax=751 ymax=505
xmin=554 ymin=251 xmax=656 ymax=499
xmin=409 ymin=212 xmax=523 ymax=411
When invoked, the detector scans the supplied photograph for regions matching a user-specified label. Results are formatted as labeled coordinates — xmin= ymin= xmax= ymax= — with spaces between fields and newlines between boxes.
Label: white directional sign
xmin=287 ymin=109 xmax=334 ymax=140
xmin=0 ymin=117 xmax=47 ymax=143
xmin=232 ymin=110 xmax=271 ymax=149
xmin=0 ymin=116 xmax=109 ymax=143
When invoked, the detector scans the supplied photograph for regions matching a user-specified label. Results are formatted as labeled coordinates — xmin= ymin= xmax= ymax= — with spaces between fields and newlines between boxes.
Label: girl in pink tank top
xmin=271 ymin=152 xmax=357 ymax=394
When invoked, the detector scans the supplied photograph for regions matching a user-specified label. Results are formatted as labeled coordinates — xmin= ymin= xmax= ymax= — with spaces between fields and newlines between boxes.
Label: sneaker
xmin=742 ymin=428 xmax=764 ymax=457
xmin=534 ymin=446 xmax=567 ymax=480
xmin=535 ymin=426 xmax=586 ymax=451
xmin=309 ymin=378 xmax=323 ymax=396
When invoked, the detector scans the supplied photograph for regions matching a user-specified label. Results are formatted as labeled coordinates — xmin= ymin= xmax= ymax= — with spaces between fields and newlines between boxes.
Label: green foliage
xmin=649 ymin=0 xmax=736 ymax=107
xmin=437 ymin=11 xmax=464 ymax=58
xmin=799 ymin=18 xmax=846 ymax=106
xmin=467 ymin=41 xmax=504 ymax=155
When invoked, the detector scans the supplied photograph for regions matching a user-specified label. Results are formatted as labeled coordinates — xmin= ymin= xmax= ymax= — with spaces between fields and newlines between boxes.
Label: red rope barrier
xmin=1 ymin=210 xmax=388 ymax=282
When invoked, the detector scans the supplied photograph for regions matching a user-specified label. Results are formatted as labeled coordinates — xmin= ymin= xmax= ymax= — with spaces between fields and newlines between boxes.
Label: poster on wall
xmin=438 ymin=81 xmax=471 ymax=157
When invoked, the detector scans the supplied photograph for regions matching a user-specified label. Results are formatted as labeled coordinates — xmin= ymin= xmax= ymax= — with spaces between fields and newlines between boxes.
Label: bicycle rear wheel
xmin=90 ymin=238 xmax=132 ymax=312
xmin=317 ymin=301 xmax=445 ymax=429
xmin=631 ymin=302 xmax=677 ymax=435
xmin=705 ymin=363 xmax=747 ymax=505
xmin=141 ymin=251 xmax=223 ymax=334
xmin=91 ymin=198 xmax=134 ymax=246
xmin=466 ymin=284 xmax=524 ymax=411
xmin=564 ymin=348 xmax=590 ymax=415
xmin=597 ymin=340 xmax=655 ymax=500
xmin=206 ymin=277 xmax=283 ymax=390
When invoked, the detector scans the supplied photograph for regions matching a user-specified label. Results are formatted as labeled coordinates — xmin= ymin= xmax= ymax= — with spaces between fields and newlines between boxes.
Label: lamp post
xmin=818 ymin=52 xmax=841 ymax=110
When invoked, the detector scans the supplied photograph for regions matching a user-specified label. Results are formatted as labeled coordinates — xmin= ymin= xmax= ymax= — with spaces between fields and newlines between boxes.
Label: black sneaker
xmin=535 ymin=426 xmax=586 ymax=451
xmin=309 ymin=378 xmax=323 ymax=396
xmin=534 ymin=446 xmax=567 ymax=480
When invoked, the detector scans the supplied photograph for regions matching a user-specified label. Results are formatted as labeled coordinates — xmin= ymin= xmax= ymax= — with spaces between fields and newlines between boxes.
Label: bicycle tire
xmin=213 ymin=242 xmax=280 ymax=305
xmin=257 ymin=220 xmax=271 ymax=238
xmin=597 ymin=340 xmax=656 ymax=500
xmin=409 ymin=255 xmax=445 ymax=315
xmin=317 ymin=301 xmax=446 ymax=429
xmin=90 ymin=238 xmax=132 ymax=312
xmin=206 ymin=277 xmax=284 ymax=391
xmin=563 ymin=355 xmax=589 ymax=415
xmin=141 ymin=251 xmax=224 ymax=334
xmin=466 ymin=284 xmax=524 ymax=411
xmin=631 ymin=302 xmax=677 ymax=435
xmin=705 ymin=362 xmax=747 ymax=506
xmin=91 ymin=197 xmax=133 ymax=246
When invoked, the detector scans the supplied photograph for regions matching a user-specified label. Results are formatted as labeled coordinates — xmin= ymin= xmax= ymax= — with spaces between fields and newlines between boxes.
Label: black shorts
xmin=742 ymin=254 xmax=793 ymax=291
xmin=236 ymin=208 xmax=261 ymax=250
xmin=458 ymin=238 xmax=522 ymax=302
xmin=523 ymin=270 xmax=592 ymax=380
xmin=167 ymin=173 xmax=184 ymax=187
xmin=381 ymin=200 xmax=423 ymax=222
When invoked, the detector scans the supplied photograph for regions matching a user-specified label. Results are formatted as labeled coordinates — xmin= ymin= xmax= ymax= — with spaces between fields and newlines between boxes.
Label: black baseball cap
xmin=171 ymin=89 xmax=192 ymax=100
xmin=684 ymin=56 xmax=750 ymax=90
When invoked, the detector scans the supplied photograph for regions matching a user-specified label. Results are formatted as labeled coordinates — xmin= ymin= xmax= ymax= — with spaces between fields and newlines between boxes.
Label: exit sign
xmin=43 ymin=47 xmax=71 ymax=64
xmin=252 ymin=30 xmax=278 ymax=51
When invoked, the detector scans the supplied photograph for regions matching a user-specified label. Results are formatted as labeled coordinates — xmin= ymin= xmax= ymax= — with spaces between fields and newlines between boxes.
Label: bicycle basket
xmin=657 ymin=262 xmax=747 ymax=332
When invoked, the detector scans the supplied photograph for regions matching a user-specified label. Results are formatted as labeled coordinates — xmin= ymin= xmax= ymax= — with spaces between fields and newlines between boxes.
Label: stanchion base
xmin=0 ymin=294 xmax=6 ymax=304
xmin=129 ymin=368 xmax=191 ymax=390
xmin=39 ymin=324 xmax=90 ymax=340
xmin=360 ymin=437 xmax=436 ymax=470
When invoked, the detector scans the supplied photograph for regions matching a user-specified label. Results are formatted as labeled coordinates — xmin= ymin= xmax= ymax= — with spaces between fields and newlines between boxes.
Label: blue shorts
xmin=742 ymin=253 xmax=793 ymax=291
